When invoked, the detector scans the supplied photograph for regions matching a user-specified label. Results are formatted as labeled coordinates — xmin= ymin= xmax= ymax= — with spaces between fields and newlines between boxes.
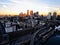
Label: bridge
xmin=0 ymin=20 xmax=59 ymax=45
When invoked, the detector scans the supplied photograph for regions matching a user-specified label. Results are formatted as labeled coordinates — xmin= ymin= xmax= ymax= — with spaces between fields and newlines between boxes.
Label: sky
xmin=0 ymin=0 xmax=60 ymax=15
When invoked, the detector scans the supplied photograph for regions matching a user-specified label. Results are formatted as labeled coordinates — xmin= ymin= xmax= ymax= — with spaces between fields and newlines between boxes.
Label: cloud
xmin=0 ymin=0 xmax=60 ymax=15
xmin=2 ymin=5 xmax=7 ymax=8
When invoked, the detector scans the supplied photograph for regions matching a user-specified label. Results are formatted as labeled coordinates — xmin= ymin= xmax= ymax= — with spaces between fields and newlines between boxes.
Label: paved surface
xmin=11 ymin=34 xmax=32 ymax=45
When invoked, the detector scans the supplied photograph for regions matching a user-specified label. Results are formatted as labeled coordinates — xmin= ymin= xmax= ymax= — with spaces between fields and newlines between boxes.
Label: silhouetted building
xmin=36 ymin=11 xmax=39 ymax=17
xmin=40 ymin=14 xmax=43 ymax=20
xmin=33 ymin=11 xmax=39 ymax=17
xmin=56 ymin=15 xmax=60 ymax=20
xmin=27 ymin=10 xmax=29 ymax=15
xmin=53 ymin=12 xmax=57 ymax=20
xmin=36 ymin=11 xmax=39 ymax=15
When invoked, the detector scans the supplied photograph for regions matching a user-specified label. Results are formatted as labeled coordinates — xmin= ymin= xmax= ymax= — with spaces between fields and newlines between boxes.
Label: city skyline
xmin=0 ymin=0 xmax=60 ymax=16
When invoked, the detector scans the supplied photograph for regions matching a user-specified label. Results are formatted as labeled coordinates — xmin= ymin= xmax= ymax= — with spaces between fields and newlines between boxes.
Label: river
xmin=36 ymin=31 xmax=60 ymax=45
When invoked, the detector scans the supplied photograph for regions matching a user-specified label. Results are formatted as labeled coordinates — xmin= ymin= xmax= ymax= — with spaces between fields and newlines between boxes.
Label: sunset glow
xmin=0 ymin=0 xmax=60 ymax=16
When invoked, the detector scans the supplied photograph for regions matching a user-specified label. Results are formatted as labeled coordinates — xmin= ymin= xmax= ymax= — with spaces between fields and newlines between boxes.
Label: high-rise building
xmin=40 ymin=14 xmax=43 ymax=20
xmin=53 ymin=12 xmax=57 ymax=20
xmin=30 ymin=10 xmax=33 ymax=15
xmin=19 ymin=12 xmax=23 ymax=17
xmin=47 ymin=12 xmax=51 ymax=20
xmin=36 ymin=11 xmax=39 ymax=15
xmin=27 ymin=10 xmax=29 ymax=15
xmin=23 ymin=13 xmax=26 ymax=16
xmin=35 ymin=11 xmax=39 ymax=17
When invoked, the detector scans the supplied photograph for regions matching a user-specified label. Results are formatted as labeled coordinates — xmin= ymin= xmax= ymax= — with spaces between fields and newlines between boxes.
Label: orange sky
xmin=0 ymin=11 xmax=60 ymax=16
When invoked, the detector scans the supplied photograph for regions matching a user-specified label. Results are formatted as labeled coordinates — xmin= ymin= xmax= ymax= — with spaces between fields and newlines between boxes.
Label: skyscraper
xmin=19 ymin=12 xmax=23 ymax=17
xmin=27 ymin=10 xmax=29 ymax=15
xmin=30 ymin=10 xmax=33 ymax=15
xmin=53 ymin=12 xmax=57 ymax=20
xmin=47 ymin=12 xmax=51 ymax=20
xmin=36 ymin=11 xmax=39 ymax=15
xmin=35 ymin=11 xmax=39 ymax=17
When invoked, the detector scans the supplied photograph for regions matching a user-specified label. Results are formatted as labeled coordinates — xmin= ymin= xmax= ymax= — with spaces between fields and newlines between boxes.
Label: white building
xmin=5 ymin=21 xmax=16 ymax=33
xmin=47 ymin=12 xmax=51 ymax=20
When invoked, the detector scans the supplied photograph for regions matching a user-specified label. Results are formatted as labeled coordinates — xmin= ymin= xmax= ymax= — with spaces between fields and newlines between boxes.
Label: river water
xmin=37 ymin=32 xmax=60 ymax=45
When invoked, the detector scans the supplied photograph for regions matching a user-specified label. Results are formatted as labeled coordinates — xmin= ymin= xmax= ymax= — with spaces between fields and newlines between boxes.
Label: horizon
xmin=0 ymin=0 xmax=60 ymax=16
